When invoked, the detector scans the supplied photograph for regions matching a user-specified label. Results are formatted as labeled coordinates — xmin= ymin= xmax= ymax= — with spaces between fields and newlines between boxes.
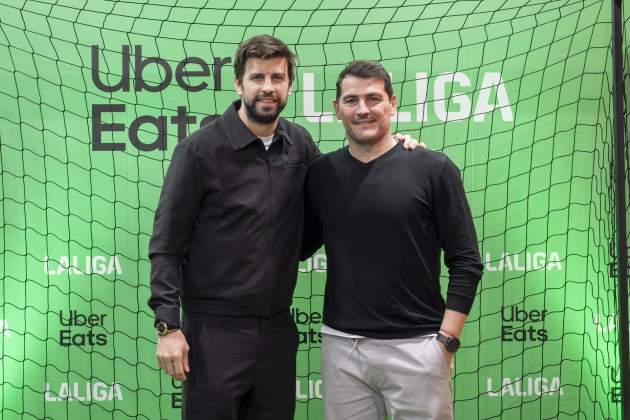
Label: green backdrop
xmin=0 ymin=0 xmax=625 ymax=418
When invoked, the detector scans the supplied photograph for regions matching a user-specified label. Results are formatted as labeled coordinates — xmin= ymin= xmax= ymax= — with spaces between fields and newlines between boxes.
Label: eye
xmin=343 ymin=97 xmax=357 ymax=104
xmin=250 ymin=74 xmax=264 ymax=81
xmin=272 ymin=74 xmax=286 ymax=82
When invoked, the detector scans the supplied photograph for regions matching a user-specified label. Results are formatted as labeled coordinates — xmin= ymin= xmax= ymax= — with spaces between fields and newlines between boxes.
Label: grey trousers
xmin=322 ymin=334 xmax=453 ymax=420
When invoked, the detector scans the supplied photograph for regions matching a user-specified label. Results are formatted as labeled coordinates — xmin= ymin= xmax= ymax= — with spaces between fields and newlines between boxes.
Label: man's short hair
xmin=336 ymin=60 xmax=394 ymax=101
xmin=234 ymin=34 xmax=297 ymax=85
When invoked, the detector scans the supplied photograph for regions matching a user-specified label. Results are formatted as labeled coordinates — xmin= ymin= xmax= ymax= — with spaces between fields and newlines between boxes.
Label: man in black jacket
xmin=302 ymin=61 xmax=483 ymax=419
xmin=148 ymin=35 xmax=319 ymax=420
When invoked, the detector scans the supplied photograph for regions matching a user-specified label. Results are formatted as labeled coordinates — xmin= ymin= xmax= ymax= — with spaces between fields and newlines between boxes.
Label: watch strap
xmin=436 ymin=332 xmax=461 ymax=353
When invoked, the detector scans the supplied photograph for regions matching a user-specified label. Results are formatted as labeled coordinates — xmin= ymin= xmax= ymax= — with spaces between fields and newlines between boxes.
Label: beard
xmin=242 ymin=94 xmax=287 ymax=124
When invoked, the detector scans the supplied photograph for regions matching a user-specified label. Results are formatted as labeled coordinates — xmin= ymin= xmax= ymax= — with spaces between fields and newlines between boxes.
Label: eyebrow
xmin=248 ymin=72 xmax=286 ymax=78
xmin=341 ymin=92 xmax=383 ymax=100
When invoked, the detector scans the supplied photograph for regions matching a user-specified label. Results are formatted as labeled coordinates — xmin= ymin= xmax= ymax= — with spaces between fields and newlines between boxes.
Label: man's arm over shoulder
xmin=432 ymin=154 xmax=483 ymax=315
xmin=148 ymin=141 xmax=206 ymax=328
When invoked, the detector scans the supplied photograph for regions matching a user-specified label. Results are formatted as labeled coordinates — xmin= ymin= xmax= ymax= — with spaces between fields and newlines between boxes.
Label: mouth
xmin=257 ymin=97 xmax=278 ymax=104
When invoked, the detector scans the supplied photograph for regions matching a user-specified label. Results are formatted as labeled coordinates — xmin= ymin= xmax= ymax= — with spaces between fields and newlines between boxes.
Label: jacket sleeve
xmin=147 ymin=142 xmax=205 ymax=328
xmin=432 ymin=155 xmax=483 ymax=315
xmin=300 ymin=158 xmax=324 ymax=261
xmin=304 ymin=129 xmax=322 ymax=165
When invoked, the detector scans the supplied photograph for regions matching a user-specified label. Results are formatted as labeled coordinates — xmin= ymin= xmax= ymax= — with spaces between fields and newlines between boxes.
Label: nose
xmin=356 ymin=99 xmax=369 ymax=116
xmin=261 ymin=77 xmax=274 ymax=94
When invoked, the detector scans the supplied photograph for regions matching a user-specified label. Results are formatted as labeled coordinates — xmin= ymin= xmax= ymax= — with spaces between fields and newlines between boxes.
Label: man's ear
xmin=333 ymin=100 xmax=341 ymax=120
xmin=234 ymin=78 xmax=243 ymax=96
xmin=390 ymin=94 xmax=398 ymax=115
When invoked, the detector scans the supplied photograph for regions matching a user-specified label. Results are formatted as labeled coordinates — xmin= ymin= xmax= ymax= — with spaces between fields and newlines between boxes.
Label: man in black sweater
xmin=303 ymin=61 xmax=483 ymax=419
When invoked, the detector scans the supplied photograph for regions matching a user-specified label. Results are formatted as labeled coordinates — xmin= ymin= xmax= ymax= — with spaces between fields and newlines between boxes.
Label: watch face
xmin=156 ymin=321 xmax=168 ymax=336
xmin=445 ymin=339 xmax=458 ymax=352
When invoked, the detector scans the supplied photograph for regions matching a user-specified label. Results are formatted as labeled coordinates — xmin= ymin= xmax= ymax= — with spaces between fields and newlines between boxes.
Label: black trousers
xmin=181 ymin=310 xmax=299 ymax=420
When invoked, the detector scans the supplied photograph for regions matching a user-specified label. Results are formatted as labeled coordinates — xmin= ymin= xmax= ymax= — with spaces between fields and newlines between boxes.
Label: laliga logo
xmin=594 ymin=313 xmax=623 ymax=333
xmin=304 ymin=72 xmax=513 ymax=123
xmin=44 ymin=255 xmax=122 ymax=276
xmin=299 ymin=253 xmax=327 ymax=273
xmin=296 ymin=378 xmax=323 ymax=400
xmin=486 ymin=376 xmax=563 ymax=397
xmin=484 ymin=251 xmax=562 ymax=272
xmin=0 ymin=320 xmax=10 ymax=338
xmin=45 ymin=382 xmax=123 ymax=402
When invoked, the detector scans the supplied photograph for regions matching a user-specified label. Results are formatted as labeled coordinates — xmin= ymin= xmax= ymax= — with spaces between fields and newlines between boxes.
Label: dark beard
xmin=243 ymin=96 xmax=286 ymax=124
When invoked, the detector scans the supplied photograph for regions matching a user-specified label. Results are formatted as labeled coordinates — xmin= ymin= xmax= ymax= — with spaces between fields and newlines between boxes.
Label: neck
xmin=348 ymin=134 xmax=397 ymax=163
xmin=237 ymin=102 xmax=278 ymax=137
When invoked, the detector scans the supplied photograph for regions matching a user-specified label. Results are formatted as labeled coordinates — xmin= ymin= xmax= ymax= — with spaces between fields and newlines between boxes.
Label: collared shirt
xmin=148 ymin=101 xmax=320 ymax=328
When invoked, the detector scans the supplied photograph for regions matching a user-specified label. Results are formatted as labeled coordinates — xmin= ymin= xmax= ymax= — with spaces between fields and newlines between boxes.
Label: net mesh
xmin=0 ymin=0 xmax=623 ymax=419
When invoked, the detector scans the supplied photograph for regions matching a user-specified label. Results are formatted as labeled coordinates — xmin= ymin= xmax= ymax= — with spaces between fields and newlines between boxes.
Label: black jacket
xmin=148 ymin=101 xmax=320 ymax=328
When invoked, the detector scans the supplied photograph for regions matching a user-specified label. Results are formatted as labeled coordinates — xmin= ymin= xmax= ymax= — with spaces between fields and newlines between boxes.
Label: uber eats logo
xmin=90 ymin=45 xmax=229 ymax=151
xmin=58 ymin=310 xmax=108 ymax=347
xmin=501 ymin=305 xmax=548 ymax=342
xmin=292 ymin=308 xmax=322 ymax=345
xmin=170 ymin=379 xmax=182 ymax=409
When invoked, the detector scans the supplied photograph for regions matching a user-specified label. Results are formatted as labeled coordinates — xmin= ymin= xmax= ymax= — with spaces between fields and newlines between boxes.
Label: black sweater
xmin=303 ymin=143 xmax=483 ymax=339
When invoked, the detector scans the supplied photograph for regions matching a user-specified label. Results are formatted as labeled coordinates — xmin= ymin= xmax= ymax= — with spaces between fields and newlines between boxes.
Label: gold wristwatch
xmin=156 ymin=320 xmax=179 ymax=337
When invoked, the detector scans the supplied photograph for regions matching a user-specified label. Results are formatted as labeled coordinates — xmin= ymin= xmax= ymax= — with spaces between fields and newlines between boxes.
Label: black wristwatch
xmin=436 ymin=332 xmax=461 ymax=353
xmin=156 ymin=320 xmax=179 ymax=337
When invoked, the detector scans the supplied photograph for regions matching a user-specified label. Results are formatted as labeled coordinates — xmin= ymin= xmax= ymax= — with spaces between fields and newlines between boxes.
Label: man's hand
xmin=394 ymin=133 xmax=427 ymax=150
xmin=156 ymin=330 xmax=190 ymax=381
